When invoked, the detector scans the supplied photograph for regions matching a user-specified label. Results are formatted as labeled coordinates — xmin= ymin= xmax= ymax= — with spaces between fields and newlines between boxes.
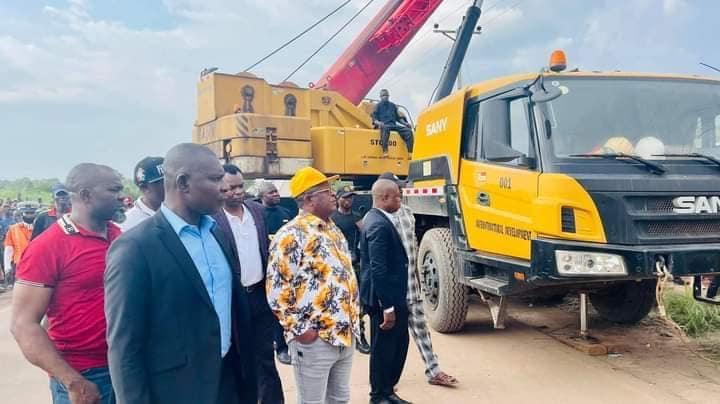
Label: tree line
xmin=0 ymin=177 xmax=140 ymax=203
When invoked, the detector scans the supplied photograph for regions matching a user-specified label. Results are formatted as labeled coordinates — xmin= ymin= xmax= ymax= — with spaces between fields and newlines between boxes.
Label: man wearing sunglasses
xmin=266 ymin=167 xmax=360 ymax=404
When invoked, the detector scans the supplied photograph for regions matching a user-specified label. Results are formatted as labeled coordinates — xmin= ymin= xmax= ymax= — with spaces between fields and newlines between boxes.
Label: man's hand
xmin=380 ymin=310 xmax=396 ymax=331
xmin=66 ymin=376 xmax=101 ymax=404
xmin=295 ymin=328 xmax=318 ymax=344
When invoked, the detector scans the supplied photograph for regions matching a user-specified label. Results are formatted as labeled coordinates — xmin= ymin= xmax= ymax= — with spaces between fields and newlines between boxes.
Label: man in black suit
xmin=105 ymin=143 xmax=257 ymax=404
xmin=360 ymin=179 xmax=411 ymax=404
xmin=214 ymin=164 xmax=284 ymax=403
xmin=257 ymin=181 xmax=294 ymax=365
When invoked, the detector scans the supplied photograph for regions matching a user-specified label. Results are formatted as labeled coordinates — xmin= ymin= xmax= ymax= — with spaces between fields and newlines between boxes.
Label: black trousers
xmin=246 ymin=286 xmax=285 ymax=404
xmin=273 ymin=322 xmax=288 ymax=352
xmin=369 ymin=306 xmax=409 ymax=399
xmin=219 ymin=353 xmax=240 ymax=404
xmin=220 ymin=347 xmax=257 ymax=404
xmin=380 ymin=123 xmax=414 ymax=153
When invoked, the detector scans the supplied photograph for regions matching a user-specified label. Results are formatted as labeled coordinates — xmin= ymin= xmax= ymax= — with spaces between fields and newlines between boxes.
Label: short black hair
xmin=223 ymin=164 xmax=242 ymax=175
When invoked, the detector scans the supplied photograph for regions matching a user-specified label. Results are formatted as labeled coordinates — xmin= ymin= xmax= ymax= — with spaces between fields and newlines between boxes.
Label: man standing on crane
xmin=372 ymin=89 xmax=414 ymax=157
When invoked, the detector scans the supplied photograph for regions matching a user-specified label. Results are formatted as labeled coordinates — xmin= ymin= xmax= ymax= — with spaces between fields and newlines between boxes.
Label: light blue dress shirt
xmin=161 ymin=205 xmax=232 ymax=357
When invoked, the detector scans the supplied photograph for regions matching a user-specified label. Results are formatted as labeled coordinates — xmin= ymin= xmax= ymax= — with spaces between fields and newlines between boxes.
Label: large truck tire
xmin=418 ymin=228 xmax=468 ymax=333
xmin=590 ymin=279 xmax=657 ymax=324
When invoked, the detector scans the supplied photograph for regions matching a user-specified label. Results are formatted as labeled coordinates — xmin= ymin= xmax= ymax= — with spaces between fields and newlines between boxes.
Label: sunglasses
xmin=306 ymin=188 xmax=332 ymax=198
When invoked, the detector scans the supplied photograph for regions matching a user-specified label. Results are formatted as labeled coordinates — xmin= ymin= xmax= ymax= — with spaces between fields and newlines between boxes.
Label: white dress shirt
xmin=225 ymin=207 xmax=264 ymax=287
xmin=120 ymin=198 xmax=157 ymax=231
xmin=376 ymin=207 xmax=398 ymax=314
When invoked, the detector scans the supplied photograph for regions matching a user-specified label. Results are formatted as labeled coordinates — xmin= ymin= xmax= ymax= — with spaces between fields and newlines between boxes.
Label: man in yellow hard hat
xmin=266 ymin=167 xmax=360 ymax=404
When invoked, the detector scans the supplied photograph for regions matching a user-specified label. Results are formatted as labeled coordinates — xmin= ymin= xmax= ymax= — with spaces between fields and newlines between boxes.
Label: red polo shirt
xmin=16 ymin=216 xmax=121 ymax=372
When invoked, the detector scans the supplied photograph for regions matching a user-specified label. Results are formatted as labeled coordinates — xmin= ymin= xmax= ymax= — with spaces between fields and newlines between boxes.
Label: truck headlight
xmin=555 ymin=250 xmax=627 ymax=276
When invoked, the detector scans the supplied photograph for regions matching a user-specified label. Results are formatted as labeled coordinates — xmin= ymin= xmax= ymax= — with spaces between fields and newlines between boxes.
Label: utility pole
xmin=432 ymin=20 xmax=482 ymax=90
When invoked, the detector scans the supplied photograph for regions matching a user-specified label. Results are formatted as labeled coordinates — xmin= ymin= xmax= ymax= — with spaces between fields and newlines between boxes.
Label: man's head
xmin=372 ymin=179 xmax=401 ymax=214
xmin=66 ymin=163 xmax=124 ymax=222
xmin=336 ymin=186 xmax=355 ymax=211
xmin=51 ymin=183 xmax=72 ymax=214
xmin=122 ymin=196 xmax=134 ymax=209
xmin=290 ymin=167 xmax=339 ymax=220
xmin=222 ymin=164 xmax=245 ymax=209
xmin=17 ymin=202 xmax=38 ymax=224
xmin=134 ymin=156 xmax=165 ymax=209
xmin=163 ymin=143 xmax=225 ymax=216
xmin=380 ymin=88 xmax=390 ymax=102
xmin=258 ymin=182 xmax=281 ymax=207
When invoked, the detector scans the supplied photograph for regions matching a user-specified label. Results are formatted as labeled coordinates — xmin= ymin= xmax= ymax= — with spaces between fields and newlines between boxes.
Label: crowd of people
xmin=0 ymin=184 xmax=72 ymax=291
xmin=6 ymin=142 xmax=455 ymax=404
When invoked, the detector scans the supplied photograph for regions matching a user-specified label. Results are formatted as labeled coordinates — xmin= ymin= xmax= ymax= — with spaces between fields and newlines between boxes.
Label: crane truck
xmin=194 ymin=0 xmax=720 ymax=333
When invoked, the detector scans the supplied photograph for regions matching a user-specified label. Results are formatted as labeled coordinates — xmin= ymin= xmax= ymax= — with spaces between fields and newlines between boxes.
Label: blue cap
xmin=52 ymin=183 xmax=69 ymax=197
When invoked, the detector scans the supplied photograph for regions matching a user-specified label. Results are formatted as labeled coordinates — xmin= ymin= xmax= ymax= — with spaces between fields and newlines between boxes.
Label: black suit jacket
xmin=212 ymin=201 xmax=269 ymax=279
xmin=105 ymin=211 xmax=257 ymax=404
xmin=359 ymin=208 xmax=409 ymax=312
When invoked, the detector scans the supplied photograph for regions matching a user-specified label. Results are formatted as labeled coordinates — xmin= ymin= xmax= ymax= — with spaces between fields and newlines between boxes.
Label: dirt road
xmin=0 ymin=292 xmax=718 ymax=403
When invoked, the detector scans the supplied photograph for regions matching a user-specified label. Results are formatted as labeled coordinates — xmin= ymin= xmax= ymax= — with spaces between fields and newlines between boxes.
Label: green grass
xmin=664 ymin=288 xmax=720 ymax=338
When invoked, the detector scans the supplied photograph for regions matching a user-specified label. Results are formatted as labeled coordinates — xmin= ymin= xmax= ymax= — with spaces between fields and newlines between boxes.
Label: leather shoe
xmin=356 ymin=339 xmax=371 ymax=354
xmin=387 ymin=393 xmax=412 ymax=404
xmin=369 ymin=398 xmax=392 ymax=404
xmin=276 ymin=349 xmax=291 ymax=365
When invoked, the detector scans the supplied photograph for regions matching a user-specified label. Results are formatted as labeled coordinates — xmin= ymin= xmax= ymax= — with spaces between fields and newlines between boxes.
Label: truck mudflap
xmin=530 ymin=238 xmax=720 ymax=283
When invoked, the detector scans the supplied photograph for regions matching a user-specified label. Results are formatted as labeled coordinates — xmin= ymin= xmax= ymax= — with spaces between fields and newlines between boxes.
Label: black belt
xmin=244 ymin=281 xmax=264 ymax=293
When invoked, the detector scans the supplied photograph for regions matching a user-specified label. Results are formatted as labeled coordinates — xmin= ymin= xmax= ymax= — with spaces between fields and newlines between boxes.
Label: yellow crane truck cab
xmin=405 ymin=57 xmax=720 ymax=332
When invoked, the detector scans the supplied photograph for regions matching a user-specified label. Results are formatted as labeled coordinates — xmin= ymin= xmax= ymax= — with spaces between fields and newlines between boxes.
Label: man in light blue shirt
xmin=105 ymin=143 xmax=257 ymax=404
xmin=160 ymin=204 xmax=233 ymax=356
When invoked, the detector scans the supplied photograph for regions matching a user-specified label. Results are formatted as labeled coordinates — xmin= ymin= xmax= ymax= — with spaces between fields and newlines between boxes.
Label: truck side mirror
xmin=484 ymin=139 xmax=524 ymax=163
xmin=530 ymin=86 xmax=562 ymax=103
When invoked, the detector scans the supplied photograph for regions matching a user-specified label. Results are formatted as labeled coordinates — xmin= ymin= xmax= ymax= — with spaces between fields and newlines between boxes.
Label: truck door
xmin=458 ymin=93 xmax=540 ymax=261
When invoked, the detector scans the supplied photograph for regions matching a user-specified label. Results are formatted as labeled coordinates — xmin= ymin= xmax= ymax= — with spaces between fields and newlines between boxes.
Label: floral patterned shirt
xmin=266 ymin=212 xmax=360 ymax=347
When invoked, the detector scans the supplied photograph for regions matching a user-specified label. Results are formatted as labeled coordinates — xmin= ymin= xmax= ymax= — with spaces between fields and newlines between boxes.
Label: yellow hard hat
xmin=603 ymin=137 xmax=634 ymax=154
xmin=289 ymin=167 xmax=339 ymax=198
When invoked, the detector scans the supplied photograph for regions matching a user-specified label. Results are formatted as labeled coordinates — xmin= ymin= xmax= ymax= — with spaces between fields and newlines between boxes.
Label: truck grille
xmin=641 ymin=221 xmax=720 ymax=236
xmin=628 ymin=195 xmax=720 ymax=242
xmin=626 ymin=196 xmax=674 ymax=214
xmin=594 ymin=193 xmax=720 ymax=244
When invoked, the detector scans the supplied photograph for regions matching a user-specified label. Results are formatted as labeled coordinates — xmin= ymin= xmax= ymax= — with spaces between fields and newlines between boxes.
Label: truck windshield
xmin=540 ymin=77 xmax=720 ymax=160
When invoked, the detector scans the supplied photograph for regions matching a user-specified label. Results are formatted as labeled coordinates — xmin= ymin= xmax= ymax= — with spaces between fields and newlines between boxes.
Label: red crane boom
xmin=314 ymin=0 xmax=444 ymax=105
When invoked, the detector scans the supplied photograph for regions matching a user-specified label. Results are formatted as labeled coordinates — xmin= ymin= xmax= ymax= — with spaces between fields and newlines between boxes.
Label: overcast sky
xmin=1 ymin=0 xmax=718 ymax=180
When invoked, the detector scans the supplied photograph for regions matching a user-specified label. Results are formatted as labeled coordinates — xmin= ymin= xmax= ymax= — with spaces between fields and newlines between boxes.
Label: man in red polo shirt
xmin=10 ymin=163 xmax=124 ymax=404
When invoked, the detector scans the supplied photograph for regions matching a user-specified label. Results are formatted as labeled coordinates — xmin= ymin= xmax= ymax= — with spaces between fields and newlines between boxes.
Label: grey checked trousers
xmin=408 ymin=299 xmax=441 ymax=379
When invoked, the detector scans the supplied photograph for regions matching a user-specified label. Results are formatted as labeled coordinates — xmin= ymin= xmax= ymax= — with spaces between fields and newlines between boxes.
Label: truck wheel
xmin=590 ymin=279 xmax=657 ymax=324
xmin=418 ymin=228 xmax=468 ymax=333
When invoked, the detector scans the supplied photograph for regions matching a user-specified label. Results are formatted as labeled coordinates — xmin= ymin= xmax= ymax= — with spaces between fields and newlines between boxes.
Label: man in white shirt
xmin=214 ymin=164 xmax=284 ymax=404
xmin=121 ymin=156 xmax=164 ymax=231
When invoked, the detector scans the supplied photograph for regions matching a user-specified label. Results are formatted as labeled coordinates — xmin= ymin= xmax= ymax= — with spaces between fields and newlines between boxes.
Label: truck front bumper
xmin=530 ymin=238 xmax=720 ymax=284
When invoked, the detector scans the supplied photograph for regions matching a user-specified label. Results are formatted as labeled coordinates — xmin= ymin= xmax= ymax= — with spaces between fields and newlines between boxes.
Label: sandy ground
xmin=0 ymin=291 xmax=718 ymax=403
